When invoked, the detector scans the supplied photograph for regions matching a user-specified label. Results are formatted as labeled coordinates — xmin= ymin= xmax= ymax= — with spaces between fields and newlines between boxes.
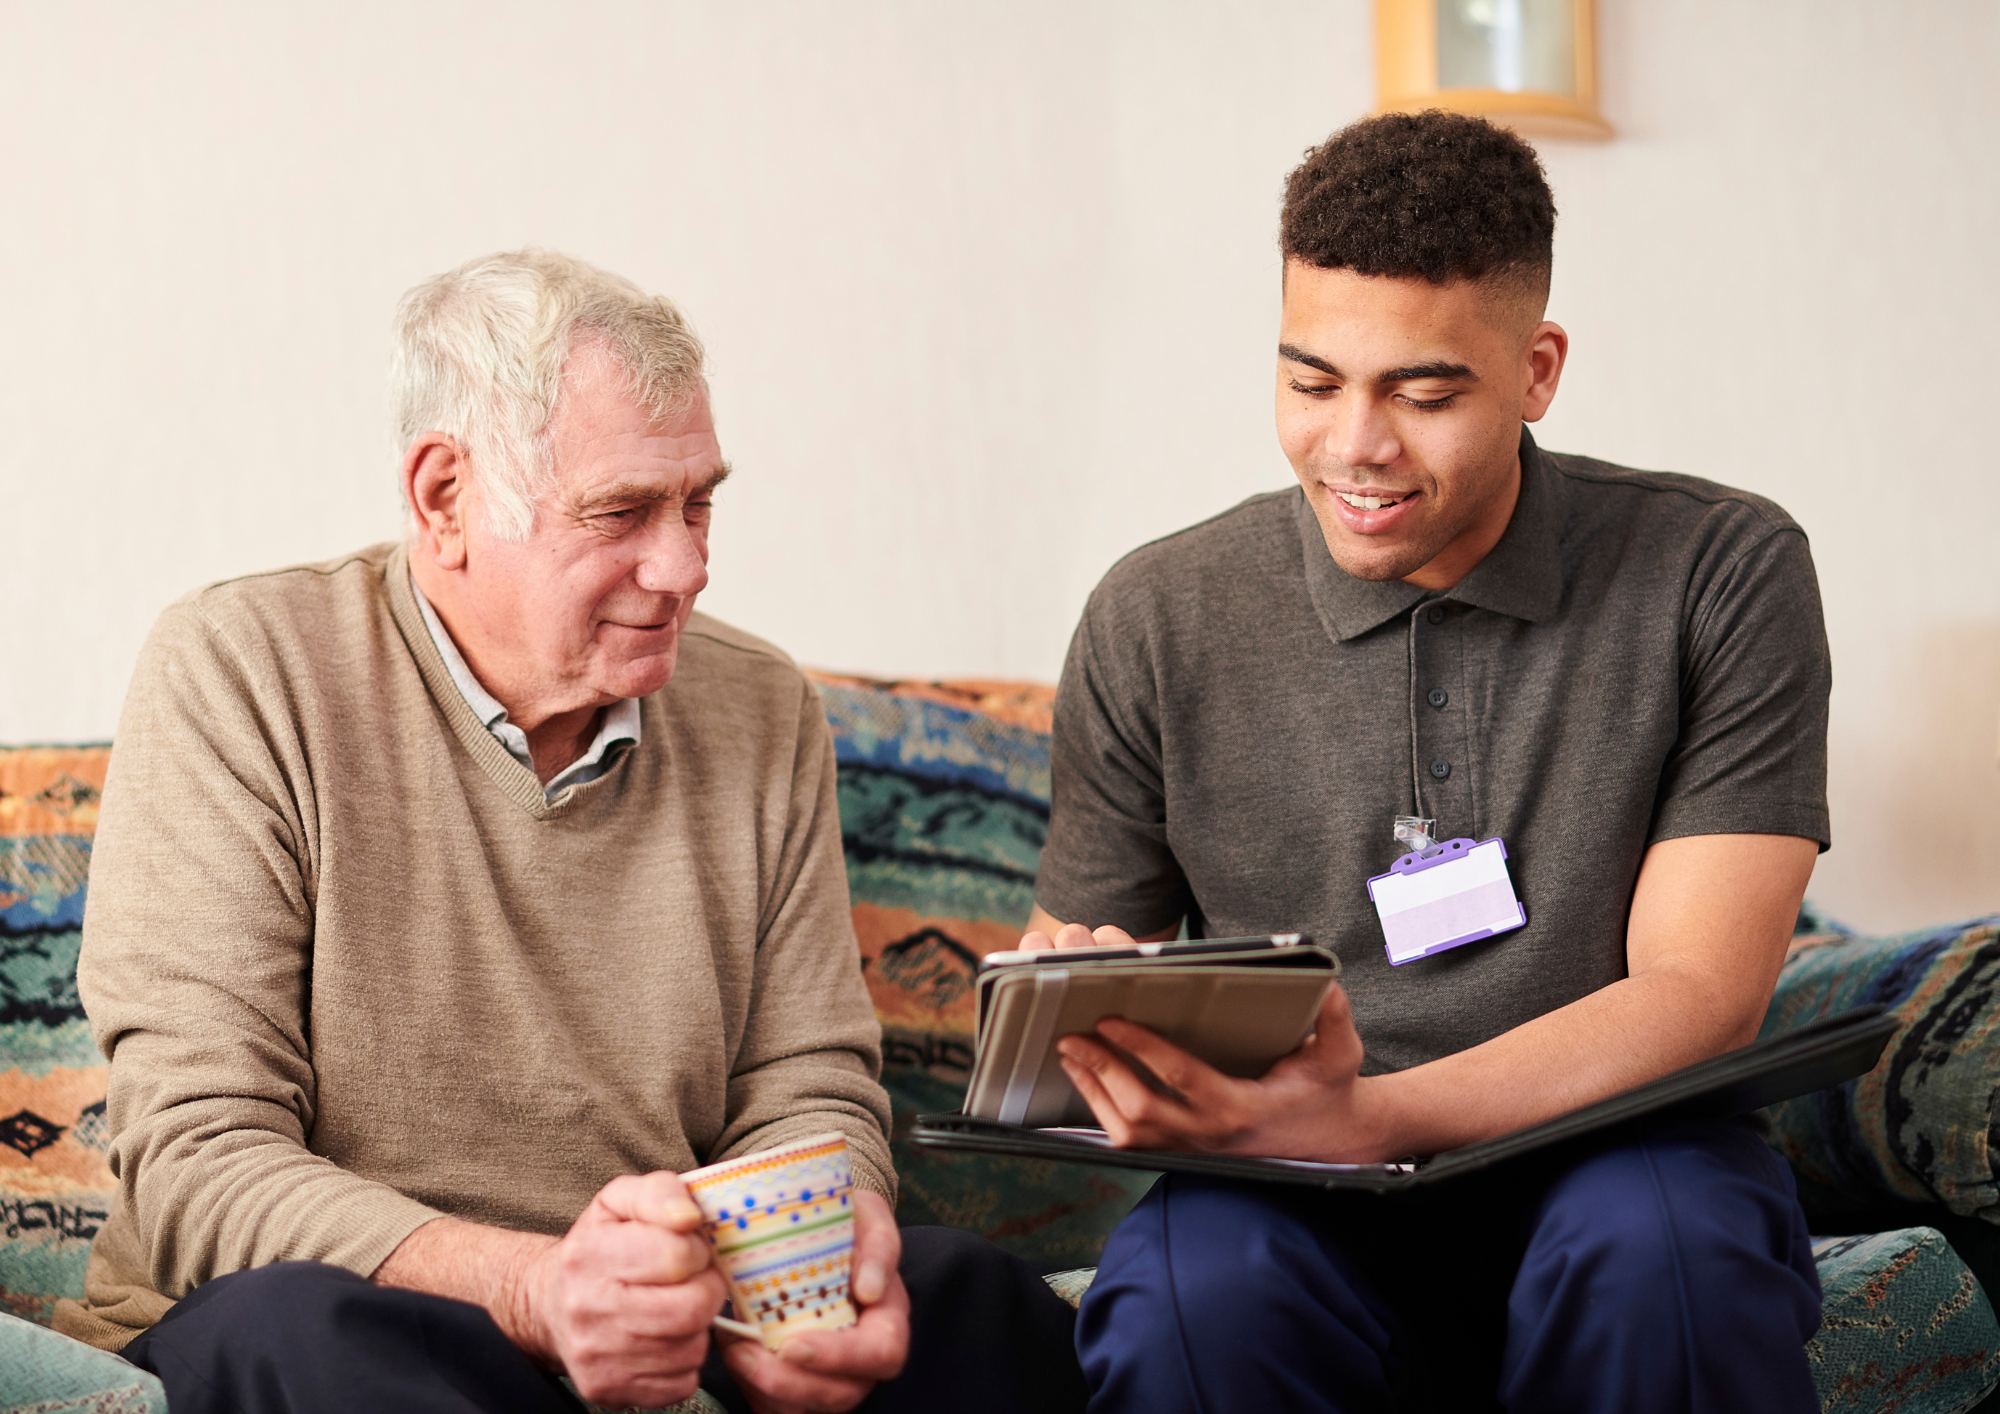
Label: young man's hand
xmin=1018 ymin=921 xmax=1147 ymax=952
xmin=716 ymin=1189 xmax=910 ymax=1413
xmin=1054 ymin=982 xmax=1386 ymax=1163
xmin=1017 ymin=902 xmax=1180 ymax=953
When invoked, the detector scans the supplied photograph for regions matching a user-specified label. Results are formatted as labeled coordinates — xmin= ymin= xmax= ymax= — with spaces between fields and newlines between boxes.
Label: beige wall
xmin=2 ymin=2 xmax=1994 ymax=931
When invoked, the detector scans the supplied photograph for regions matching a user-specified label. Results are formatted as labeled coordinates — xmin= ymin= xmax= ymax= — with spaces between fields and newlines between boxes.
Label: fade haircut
xmin=391 ymin=248 xmax=707 ymax=542
xmin=1280 ymin=111 xmax=1556 ymax=314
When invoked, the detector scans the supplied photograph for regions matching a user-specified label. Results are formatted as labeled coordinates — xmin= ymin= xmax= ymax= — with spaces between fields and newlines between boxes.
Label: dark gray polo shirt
xmin=1034 ymin=430 xmax=1831 ymax=1074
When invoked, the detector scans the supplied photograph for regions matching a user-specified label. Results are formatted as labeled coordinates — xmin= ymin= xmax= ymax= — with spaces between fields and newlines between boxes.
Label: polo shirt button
xmin=1426 ymin=606 xmax=1446 ymax=624
xmin=1429 ymin=759 xmax=1452 ymax=780
xmin=1427 ymin=688 xmax=1448 ymax=709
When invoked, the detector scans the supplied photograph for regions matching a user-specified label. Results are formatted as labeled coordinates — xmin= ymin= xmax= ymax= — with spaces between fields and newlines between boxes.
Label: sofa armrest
xmin=1762 ymin=916 xmax=2000 ymax=1219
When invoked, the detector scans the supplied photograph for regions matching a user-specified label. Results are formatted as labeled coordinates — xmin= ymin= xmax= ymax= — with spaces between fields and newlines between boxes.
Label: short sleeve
xmin=1649 ymin=526 xmax=1832 ymax=849
xmin=1033 ymin=589 xmax=1195 ymax=934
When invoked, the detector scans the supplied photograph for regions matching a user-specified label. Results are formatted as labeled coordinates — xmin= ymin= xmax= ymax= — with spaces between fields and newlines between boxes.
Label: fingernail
xmin=666 ymin=1199 xmax=704 ymax=1226
xmin=1056 ymin=1039 xmax=1079 ymax=1059
xmin=782 ymin=1340 xmax=819 ymax=1366
xmin=856 ymin=1260 xmax=888 ymax=1303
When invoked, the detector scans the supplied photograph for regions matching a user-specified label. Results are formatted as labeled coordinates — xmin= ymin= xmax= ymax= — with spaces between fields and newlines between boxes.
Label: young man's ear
xmin=403 ymin=435 xmax=471 ymax=571
xmin=1521 ymin=322 xmax=1568 ymax=423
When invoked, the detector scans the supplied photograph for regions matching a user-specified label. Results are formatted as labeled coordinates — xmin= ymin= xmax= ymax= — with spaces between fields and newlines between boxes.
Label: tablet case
xmin=962 ymin=935 xmax=1340 ymax=1127
xmin=916 ymin=1004 xmax=1899 ymax=1191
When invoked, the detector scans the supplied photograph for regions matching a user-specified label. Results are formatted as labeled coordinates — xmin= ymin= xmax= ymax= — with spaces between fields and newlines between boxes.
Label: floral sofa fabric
xmin=6 ymin=680 xmax=2000 ymax=1412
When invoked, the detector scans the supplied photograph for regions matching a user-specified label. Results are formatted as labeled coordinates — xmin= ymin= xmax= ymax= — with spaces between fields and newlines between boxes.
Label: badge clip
xmin=1366 ymin=836 xmax=1527 ymax=966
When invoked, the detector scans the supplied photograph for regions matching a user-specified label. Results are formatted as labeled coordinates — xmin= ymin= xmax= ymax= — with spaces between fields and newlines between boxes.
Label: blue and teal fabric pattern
xmin=813 ymin=676 xmax=1157 ymax=1269
xmin=0 ymin=750 xmax=114 ymax=1328
xmin=0 ymin=1309 xmax=167 ymax=1414
xmin=1764 ymin=916 xmax=2000 ymax=1219
xmin=1810 ymin=1227 xmax=2000 ymax=1412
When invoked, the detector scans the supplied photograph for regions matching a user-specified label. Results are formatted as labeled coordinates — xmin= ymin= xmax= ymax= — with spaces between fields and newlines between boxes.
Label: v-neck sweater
xmin=59 ymin=542 xmax=891 ymax=1350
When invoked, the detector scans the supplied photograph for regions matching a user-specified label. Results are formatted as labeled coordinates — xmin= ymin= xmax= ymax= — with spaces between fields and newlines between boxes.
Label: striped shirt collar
xmin=409 ymin=573 xmax=641 ymax=801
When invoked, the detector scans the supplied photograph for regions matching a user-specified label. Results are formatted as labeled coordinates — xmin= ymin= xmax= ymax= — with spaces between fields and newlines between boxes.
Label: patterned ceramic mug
xmin=682 ymin=1132 xmax=858 ymax=1348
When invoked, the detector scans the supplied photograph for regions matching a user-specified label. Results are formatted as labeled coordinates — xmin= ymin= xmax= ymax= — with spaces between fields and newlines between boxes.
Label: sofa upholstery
xmin=5 ymin=681 xmax=2000 ymax=1412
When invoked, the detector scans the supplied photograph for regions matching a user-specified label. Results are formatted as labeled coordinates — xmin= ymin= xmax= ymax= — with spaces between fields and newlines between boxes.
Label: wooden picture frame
xmin=1375 ymin=0 xmax=1613 ymax=141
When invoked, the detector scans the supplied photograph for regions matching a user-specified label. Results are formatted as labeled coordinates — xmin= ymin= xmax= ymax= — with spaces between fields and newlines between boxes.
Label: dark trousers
xmin=122 ymin=1225 xmax=1087 ymax=1414
xmin=1076 ymin=1119 xmax=1824 ymax=1414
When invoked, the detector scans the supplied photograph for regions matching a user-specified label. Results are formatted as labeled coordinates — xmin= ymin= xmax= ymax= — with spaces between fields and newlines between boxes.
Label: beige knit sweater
xmin=57 ymin=543 xmax=892 ymax=1350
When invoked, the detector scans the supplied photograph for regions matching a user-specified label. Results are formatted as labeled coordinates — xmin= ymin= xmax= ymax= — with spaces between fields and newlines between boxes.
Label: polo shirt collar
xmin=1300 ymin=425 xmax=1564 ymax=643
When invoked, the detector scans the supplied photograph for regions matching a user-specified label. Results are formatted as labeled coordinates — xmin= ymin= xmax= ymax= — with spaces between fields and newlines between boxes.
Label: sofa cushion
xmin=1763 ymin=916 xmax=2000 ymax=1220
xmin=0 ymin=1309 xmax=165 ymax=1413
xmin=1810 ymin=1227 xmax=2000 ymax=1412
xmin=0 ymin=750 xmax=114 ymax=1328
xmin=811 ymin=676 xmax=1155 ymax=1267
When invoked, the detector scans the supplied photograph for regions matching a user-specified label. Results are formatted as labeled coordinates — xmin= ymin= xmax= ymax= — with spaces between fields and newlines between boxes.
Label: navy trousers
xmin=1076 ymin=1119 xmax=1824 ymax=1414
xmin=122 ymin=1225 xmax=1087 ymax=1414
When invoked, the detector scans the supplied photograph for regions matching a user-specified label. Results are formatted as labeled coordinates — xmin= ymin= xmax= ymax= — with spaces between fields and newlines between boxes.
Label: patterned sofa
xmin=5 ymin=677 xmax=2000 ymax=1413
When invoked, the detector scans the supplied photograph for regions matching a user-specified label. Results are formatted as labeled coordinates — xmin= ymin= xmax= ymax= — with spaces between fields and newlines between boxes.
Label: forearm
xmin=373 ymin=1215 xmax=557 ymax=1362
xmin=1352 ymin=960 xmax=1769 ymax=1161
xmin=105 ymin=1094 xmax=445 ymax=1294
xmin=1298 ymin=833 xmax=1811 ymax=1162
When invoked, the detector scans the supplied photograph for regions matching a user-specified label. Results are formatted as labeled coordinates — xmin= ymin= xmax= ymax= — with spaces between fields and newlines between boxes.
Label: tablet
xmin=962 ymin=934 xmax=1340 ymax=1127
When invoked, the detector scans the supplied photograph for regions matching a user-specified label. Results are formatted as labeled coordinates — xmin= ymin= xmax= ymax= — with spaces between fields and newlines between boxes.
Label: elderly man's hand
xmin=518 ymin=1171 xmax=729 ymax=1408
xmin=716 ymin=1189 xmax=910 ymax=1413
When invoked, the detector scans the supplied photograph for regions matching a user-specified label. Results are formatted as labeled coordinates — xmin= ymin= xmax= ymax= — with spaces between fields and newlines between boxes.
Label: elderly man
xmin=60 ymin=250 xmax=1084 ymax=1414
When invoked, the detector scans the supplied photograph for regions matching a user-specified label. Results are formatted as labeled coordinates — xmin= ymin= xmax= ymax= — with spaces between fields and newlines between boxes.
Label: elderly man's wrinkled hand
xmin=718 ymin=1189 xmax=909 ymax=1414
xmin=521 ymin=1170 xmax=728 ymax=1409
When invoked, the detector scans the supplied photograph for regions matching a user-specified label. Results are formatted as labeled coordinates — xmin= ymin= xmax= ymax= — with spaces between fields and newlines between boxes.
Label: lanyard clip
xmin=1393 ymin=815 xmax=1437 ymax=853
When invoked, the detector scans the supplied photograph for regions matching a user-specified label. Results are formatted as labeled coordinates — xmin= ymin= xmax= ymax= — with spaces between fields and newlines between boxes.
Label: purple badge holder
xmin=1366 ymin=837 xmax=1527 ymax=966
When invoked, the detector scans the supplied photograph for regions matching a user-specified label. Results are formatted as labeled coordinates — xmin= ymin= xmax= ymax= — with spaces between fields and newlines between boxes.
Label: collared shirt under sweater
xmin=59 ymin=541 xmax=891 ymax=1350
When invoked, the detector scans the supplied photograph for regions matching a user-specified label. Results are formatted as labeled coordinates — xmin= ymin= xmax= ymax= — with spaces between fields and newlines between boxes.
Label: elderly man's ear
xmin=404 ymin=435 xmax=471 ymax=571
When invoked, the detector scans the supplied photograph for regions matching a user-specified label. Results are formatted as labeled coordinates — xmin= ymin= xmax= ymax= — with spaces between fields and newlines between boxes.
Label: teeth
xmin=1338 ymin=492 xmax=1404 ymax=510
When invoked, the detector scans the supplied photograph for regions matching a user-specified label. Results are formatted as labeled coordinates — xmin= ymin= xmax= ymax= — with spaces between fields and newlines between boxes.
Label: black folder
xmin=910 ymin=1004 xmax=1898 ymax=1192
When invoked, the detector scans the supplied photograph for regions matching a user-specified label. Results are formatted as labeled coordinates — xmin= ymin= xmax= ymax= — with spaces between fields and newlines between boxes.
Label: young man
xmin=1022 ymin=113 xmax=1831 ymax=1411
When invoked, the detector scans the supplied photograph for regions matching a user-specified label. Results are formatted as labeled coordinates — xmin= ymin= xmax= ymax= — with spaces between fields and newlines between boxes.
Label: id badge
xmin=1366 ymin=837 xmax=1526 ymax=966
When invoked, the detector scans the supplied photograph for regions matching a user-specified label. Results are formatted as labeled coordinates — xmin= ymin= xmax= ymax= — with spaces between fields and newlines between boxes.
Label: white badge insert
xmin=1366 ymin=837 xmax=1527 ymax=966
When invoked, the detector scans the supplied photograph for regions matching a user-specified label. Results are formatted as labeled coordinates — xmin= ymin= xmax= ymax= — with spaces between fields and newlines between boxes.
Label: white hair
xmin=391 ymin=248 xmax=707 ymax=542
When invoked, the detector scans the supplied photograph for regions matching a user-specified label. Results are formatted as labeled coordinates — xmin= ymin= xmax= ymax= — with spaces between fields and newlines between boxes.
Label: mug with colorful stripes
xmin=683 ymin=1132 xmax=858 ymax=1348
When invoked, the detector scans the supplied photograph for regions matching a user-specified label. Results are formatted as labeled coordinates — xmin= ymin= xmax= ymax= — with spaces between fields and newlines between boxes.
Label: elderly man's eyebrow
xmin=571 ymin=482 xmax=669 ymax=513
xmin=571 ymin=463 xmax=733 ymax=514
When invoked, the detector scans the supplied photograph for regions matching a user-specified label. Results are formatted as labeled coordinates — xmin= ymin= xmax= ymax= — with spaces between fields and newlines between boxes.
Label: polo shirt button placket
xmin=1412 ymin=600 xmax=1469 ymax=836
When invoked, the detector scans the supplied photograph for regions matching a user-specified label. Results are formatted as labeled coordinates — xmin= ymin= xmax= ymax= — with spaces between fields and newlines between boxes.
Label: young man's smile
xmin=1275 ymin=263 xmax=1567 ymax=591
